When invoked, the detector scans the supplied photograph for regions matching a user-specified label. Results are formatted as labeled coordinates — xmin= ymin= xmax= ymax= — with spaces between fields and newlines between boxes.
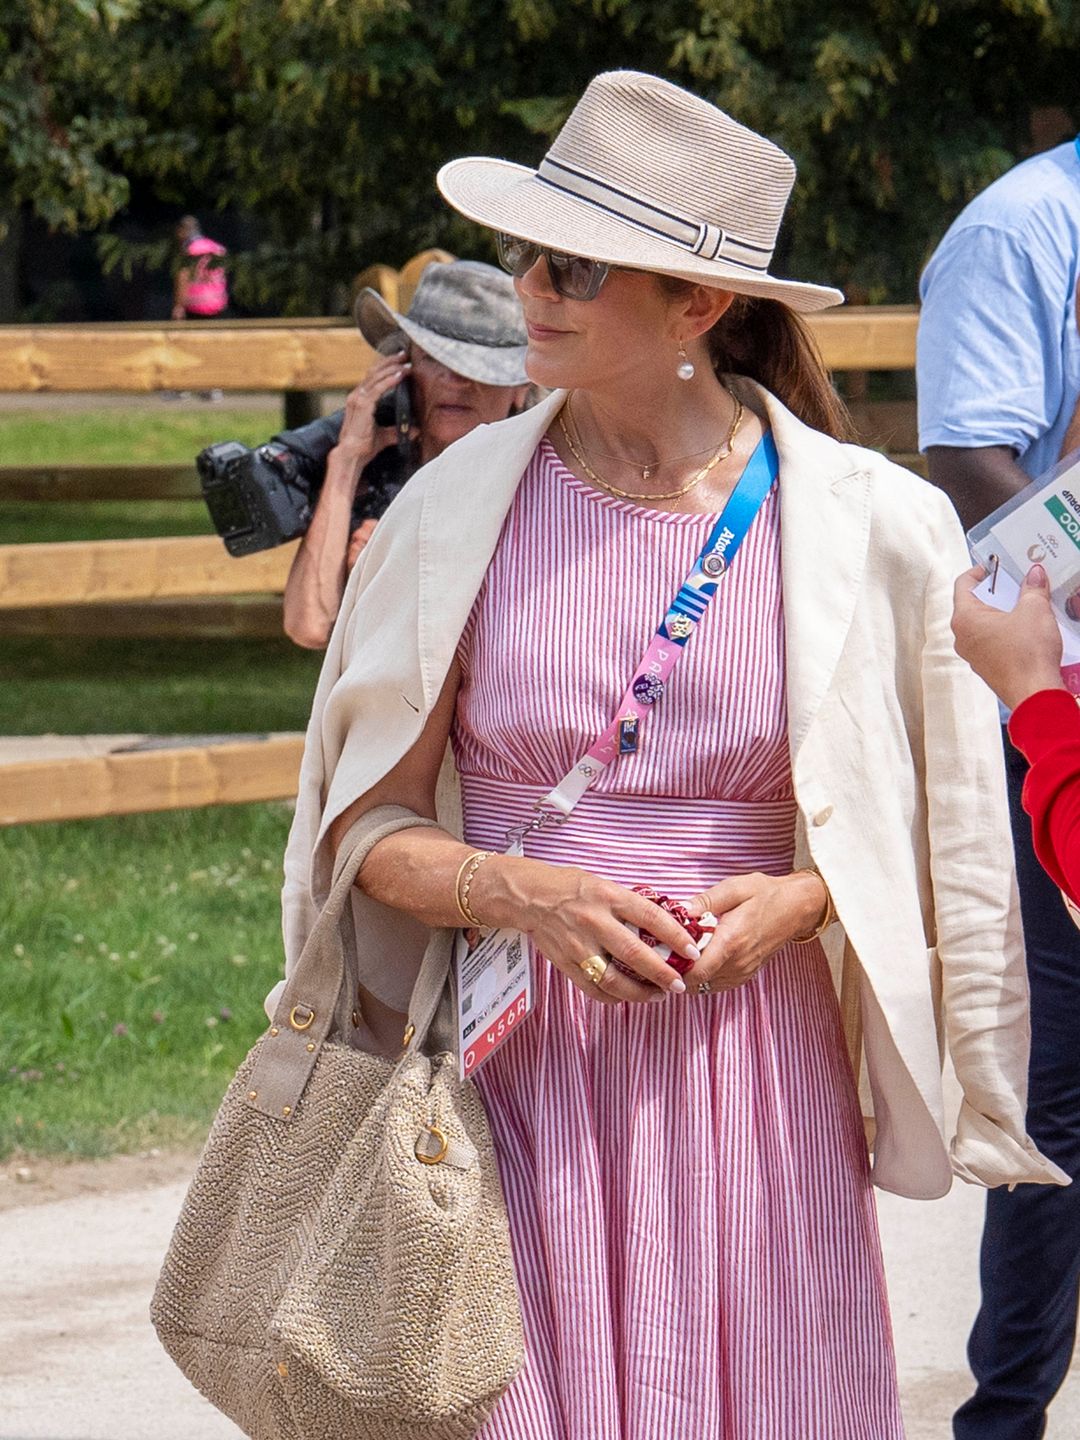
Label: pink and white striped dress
xmin=451 ymin=439 xmax=903 ymax=1440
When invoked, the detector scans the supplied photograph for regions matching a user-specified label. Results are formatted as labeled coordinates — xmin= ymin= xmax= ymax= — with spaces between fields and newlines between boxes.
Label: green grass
xmin=0 ymin=499 xmax=214 ymax=543
xmin=0 ymin=636 xmax=320 ymax=734
xmin=0 ymin=804 xmax=293 ymax=1159
xmin=0 ymin=406 xmax=275 ymax=465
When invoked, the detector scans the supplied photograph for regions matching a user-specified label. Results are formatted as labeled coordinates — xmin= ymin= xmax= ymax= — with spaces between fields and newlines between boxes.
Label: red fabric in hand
xmin=629 ymin=885 xmax=712 ymax=976
xmin=1008 ymin=688 xmax=1080 ymax=909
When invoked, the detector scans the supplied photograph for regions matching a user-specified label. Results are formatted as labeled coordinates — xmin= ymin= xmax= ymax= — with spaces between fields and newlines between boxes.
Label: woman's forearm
xmin=351 ymin=824 xmax=548 ymax=934
xmin=282 ymin=447 xmax=369 ymax=647
xmin=358 ymin=826 xmax=482 ymax=929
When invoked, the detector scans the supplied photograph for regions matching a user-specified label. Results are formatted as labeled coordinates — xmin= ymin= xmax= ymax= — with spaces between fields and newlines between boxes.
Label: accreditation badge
xmin=454 ymin=925 xmax=533 ymax=1080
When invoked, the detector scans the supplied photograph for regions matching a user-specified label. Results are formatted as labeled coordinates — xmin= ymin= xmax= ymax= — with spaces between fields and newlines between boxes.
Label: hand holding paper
xmin=952 ymin=563 xmax=1073 ymax=708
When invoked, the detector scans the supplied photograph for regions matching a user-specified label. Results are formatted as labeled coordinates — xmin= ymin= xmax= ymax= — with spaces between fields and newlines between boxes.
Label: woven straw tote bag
xmin=151 ymin=805 xmax=524 ymax=1440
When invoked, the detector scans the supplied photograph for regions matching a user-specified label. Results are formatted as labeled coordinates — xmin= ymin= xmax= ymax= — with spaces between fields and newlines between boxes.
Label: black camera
xmin=198 ymin=383 xmax=414 ymax=556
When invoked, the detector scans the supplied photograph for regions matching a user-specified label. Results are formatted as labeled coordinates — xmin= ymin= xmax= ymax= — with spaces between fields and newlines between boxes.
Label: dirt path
xmin=0 ymin=1151 xmax=242 ymax=1440
xmin=0 ymin=1148 xmax=201 ymax=1212
xmin=3 ymin=1147 xmax=1079 ymax=1439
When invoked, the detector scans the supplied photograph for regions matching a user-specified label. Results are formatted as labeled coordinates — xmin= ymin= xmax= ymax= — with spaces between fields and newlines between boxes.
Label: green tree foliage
xmin=0 ymin=0 xmax=138 ymax=237
xmin=8 ymin=0 xmax=1079 ymax=308
xmin=672 ymin=0 xmax=1079 ymax=298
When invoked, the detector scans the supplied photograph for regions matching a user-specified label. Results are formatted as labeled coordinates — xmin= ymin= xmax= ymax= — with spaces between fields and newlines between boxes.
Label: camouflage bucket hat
xmin=353 ymin=259 xmax=529 ymax=387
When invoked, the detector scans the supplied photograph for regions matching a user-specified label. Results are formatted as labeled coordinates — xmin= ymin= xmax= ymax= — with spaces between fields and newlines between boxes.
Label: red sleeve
xmin=1007 ymin=688 xmax=1080 ymax=907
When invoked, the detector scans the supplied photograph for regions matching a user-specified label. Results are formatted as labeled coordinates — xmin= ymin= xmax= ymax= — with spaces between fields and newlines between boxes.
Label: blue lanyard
xmin=662 ymin=429 xmax=779 ymax=646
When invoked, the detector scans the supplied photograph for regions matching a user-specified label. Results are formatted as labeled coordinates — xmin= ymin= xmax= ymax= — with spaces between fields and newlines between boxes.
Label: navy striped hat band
xmin=536 ymin=155 xmax=773 ymax=275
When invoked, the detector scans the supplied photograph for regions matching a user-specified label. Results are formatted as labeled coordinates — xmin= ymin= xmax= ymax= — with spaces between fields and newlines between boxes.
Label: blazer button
xmin=812 ymin=805 xmax=834 ymax=827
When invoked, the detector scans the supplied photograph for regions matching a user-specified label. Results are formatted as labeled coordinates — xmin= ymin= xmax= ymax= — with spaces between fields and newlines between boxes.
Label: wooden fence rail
xmin=0 ymin=535 xmax=296 ymax=608
xmin=0 ymin=306 xmax=918 ymax=394
xmin=0 ymin=463 xmax=198 ymax=502
xmin=0 ymin=735 xmax=303 ymax=824
xmin=0 ymin=597 xmax=283 ymax=640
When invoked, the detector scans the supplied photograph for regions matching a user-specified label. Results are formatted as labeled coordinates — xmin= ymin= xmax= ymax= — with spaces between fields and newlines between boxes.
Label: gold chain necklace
xmin=558 ymin=390 xmax=744 ymax=503
xmin=569 ymin=394 xmax=725 ymax=481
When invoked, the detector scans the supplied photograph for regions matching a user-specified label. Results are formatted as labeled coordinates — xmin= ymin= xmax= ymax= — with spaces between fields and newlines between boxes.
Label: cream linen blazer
xmin=272 ymin=380 xmax=1068 ymax=1201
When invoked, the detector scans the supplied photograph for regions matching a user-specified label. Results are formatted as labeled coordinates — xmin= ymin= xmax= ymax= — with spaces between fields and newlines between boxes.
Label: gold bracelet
xmin=455 ymin=850 xmax=492 ymax=928
xmin=790 ymin=866 xmax=836 ymax=944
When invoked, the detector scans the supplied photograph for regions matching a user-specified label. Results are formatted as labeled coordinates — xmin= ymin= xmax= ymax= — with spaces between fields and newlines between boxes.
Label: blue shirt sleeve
xmin=917 ymin=222 xmax=1072 ymax=454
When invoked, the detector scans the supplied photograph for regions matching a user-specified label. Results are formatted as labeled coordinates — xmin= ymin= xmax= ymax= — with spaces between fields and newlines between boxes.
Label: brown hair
xmin=659 ymin=281 xmax=854 ymax=442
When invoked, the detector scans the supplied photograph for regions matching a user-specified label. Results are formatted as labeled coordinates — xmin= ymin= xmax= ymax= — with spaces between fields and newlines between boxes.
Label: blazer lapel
xmin=745 ymin=383 xmax=874 ymax=756
xmin=417 ymin=389 xmax=565 ymax=710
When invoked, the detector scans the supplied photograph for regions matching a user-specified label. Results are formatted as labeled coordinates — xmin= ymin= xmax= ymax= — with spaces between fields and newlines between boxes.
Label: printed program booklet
xmin=967 ymin=450 xmax=1080 ymax=693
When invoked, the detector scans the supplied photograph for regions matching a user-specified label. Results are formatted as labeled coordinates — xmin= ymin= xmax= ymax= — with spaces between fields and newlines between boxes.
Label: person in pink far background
xmin=171 ymin=214 xmax=229 ymax=320
xmin=953 ymin=563 xmax=1080 ymax=909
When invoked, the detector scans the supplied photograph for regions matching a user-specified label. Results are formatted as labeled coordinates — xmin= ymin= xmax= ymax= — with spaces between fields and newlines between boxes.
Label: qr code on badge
xmin=507 ymin=936 xmax=523 ymax=972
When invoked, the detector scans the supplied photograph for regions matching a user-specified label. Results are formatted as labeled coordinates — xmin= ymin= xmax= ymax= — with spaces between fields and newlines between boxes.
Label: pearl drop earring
xmin=676 ymin=342 xmax=695 ymax=381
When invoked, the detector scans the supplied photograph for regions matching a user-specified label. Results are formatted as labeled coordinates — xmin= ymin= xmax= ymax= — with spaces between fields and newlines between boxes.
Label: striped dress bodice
xmin=455 ymin=437 xmax=791 ymax=805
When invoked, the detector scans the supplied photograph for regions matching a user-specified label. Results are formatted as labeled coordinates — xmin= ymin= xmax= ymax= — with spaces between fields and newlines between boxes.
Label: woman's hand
xmin=335 ymin=351 xmax=413 ymax=464
xmin=347 ymin=518 xmax=378 ymax=569
xmin=470 ymin=856 xmax=699 ymax=1005
xmin=952 ymin=563 xmax=1065 ymax=711
xmin=682 ymin=870 xmax=828 ymax=992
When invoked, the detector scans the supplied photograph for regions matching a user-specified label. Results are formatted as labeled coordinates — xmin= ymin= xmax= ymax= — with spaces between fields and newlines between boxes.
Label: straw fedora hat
xmin=438 ymin=70 xmax=843 ymax=314
xmin=354 ymin=259 xmax=529 ymax=387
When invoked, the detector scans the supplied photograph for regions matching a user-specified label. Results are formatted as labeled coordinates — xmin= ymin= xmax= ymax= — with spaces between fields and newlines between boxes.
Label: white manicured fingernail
xmin=683 ymin=943 xmax=701 ymax=962
xmin=670 ymin=977 xmax=686 ymax=994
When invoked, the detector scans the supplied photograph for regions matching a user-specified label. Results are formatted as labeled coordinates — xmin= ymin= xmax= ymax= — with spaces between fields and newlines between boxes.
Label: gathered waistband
xmin=459 ymin=774 xmax=797 ymax=889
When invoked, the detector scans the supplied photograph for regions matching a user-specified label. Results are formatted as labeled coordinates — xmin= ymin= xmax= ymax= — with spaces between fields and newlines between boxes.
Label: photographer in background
xmin=282 ymin=260 xmax=529 ymax=649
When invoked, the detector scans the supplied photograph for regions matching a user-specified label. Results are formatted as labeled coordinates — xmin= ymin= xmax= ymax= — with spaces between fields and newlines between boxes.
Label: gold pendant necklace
xmin=569 ymin=394 xmax=725 ymax=482
xmin=558 ymin=389 xmax=744 ymax=503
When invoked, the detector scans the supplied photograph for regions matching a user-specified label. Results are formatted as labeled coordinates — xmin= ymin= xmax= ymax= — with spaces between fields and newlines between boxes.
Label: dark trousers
xmin=954 ymin=733 xmax=1080 ymax=1439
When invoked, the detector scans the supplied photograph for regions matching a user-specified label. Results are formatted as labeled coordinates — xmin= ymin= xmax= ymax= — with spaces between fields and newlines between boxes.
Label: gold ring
xmin=578 ymin=954 xmax=608 ymax=986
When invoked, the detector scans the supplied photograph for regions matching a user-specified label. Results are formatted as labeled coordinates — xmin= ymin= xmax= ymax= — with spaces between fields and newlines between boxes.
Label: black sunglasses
xmin=496 ymin=233 xmax=613 ymax=302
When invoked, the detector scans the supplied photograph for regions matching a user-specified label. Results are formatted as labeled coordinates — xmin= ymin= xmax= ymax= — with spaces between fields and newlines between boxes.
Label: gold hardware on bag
xmin=415 ymin=1124 xmax=449 ymax=1165
xmin=269 ymin=1027 xmax=279 ymax=1037
xmin=402 ymin=1023 xmax=416 ymax=1047
xmin=276 ymin=1360 xmax=289 ymax=1379
xmin=289 ymin=1005 xmax=315 ymax=1032
xmin=306 ymin=1042 xmax=315 ymax=1053
xmin=282 ymin=1106 xmax=292 ymax=1118
xmin=248 ymin=1090 xmax=257 ymax=1101
xmin=351 ymin=1008 xmax=361 ymax=1028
